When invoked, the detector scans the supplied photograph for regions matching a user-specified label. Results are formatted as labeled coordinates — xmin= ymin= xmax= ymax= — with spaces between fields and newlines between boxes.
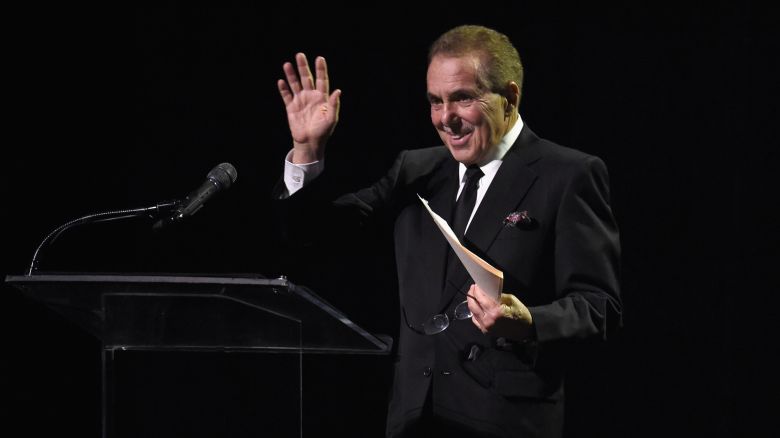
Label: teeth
xmin=443 ymin=129 xmax=469 ymax=140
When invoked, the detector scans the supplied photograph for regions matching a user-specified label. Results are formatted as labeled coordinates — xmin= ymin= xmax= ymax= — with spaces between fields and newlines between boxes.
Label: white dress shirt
xmin=457 ymin=116 xmax=524 ymax=232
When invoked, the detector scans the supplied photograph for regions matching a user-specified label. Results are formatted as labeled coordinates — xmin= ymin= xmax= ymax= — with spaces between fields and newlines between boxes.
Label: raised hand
xmin=278 ymin=53 xmax=341 ymax=164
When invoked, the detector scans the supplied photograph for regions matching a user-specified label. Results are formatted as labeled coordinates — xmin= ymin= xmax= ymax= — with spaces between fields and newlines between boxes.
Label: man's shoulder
xmin=526 ymin=135 xmax=607 ymax=177
xmin=512 ymin=128 xmax=609 ymax=189
xmin=514 ymin=126 xmax=601 ymax=168
xmin=524 ymin=137 xmax=612 ymax=198
xmin=536 ymin=137 xmax=598 ymax=164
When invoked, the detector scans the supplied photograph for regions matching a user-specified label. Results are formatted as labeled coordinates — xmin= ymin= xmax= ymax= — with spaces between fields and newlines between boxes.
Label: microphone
xmin=154 ymin=162 xmax=237 ymax=229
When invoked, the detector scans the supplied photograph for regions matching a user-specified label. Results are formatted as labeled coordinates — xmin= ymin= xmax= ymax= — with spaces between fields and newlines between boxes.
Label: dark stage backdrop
xmin=3 ymin=2 xmax=778 ymax=437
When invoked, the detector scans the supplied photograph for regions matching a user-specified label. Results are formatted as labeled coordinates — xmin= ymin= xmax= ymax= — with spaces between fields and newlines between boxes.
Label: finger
xmin=471 ymin=315 xmax=487 ymax=333
xmin=473 ymin=284 xmax=500 ymax=307
xmin=466 ymin=298 xmax=479 ymax=318
xmin=464 ymin=284 xmax=478 ymax=301
xmin=466 ymin=286 xmax=485 ymax=318
xmin=315 ymin=56 xmax=330 ymax=94
xmin=466 ymin=284 xmax=477 ymax=308
xmin=328 ymin=89 xmax=341 ymax=120
xmin=470 ymin=283 xmax=484 ymax=301
xmin=277 ymin=79 xmax=293 ymax=106
xmin=296 ymin=53 xmax=314 ymax=90
xmin=470 ymin=284 xmax=492 ymax=309
xmin=283 ymin=61 xmax=302 ymax=94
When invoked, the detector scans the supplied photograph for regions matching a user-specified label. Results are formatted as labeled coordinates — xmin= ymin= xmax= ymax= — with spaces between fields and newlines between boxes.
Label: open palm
xmin=278 ymin=53 xmax=340 ymax=161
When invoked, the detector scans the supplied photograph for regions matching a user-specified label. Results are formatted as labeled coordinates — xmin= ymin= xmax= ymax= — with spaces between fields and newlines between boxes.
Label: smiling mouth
xmin=447 ymin=130 xmax=472 ymax=146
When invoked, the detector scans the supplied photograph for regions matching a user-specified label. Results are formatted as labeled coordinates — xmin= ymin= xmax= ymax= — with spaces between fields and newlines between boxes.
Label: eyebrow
xmin=426 ymin=88 xmax=479 ymax=102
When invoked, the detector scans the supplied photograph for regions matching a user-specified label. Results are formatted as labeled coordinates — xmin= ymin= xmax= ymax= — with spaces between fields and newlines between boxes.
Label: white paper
xmin=418 ymin=194 xmax=503 ymax=301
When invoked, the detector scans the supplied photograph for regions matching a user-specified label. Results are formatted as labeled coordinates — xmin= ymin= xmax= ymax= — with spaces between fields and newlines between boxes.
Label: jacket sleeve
xmin=530 ymin=155 xmax=622 ymax=343
xmin=271 ymin=150 xmax=410 ymax=248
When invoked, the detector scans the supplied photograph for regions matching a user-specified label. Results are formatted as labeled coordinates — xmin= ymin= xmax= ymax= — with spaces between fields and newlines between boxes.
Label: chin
xmin=448 ymin=148 xmax=477 ymax=165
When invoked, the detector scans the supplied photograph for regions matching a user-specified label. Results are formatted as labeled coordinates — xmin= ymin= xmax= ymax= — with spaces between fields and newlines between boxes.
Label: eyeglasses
xmin=403 ymin=292 xmax=475 ymax=335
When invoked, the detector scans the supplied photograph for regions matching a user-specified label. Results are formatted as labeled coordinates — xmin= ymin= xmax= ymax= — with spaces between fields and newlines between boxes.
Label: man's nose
xmin=441 ymin=102 xmax=460 ymax=126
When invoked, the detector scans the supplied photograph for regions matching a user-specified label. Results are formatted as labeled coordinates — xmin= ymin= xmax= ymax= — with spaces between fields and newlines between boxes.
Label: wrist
xmin=291 ymin=143 xmax=324 ymax=164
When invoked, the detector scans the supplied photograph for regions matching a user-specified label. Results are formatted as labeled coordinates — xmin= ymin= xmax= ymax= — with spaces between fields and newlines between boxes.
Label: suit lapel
xmin=440 ymin=127 xmax=542 ymax=307
xmin=466 ymin=137 xmax=540 ymax=257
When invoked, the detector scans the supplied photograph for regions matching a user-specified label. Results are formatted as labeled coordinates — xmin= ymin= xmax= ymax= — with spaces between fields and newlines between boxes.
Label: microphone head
xmin=207 ymin=162 xmax=238 ymax=188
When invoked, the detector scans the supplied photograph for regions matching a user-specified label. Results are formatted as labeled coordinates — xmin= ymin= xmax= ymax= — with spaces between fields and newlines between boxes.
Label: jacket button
xmin=423 ymin=366 xmax=432 ymax=377
xmin=440 ymin=370 xmax=452 ymax=376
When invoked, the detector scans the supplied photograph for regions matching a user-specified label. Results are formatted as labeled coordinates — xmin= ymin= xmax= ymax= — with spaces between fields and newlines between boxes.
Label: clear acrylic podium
xmin=5 ymin=273 xmax=392 ymax=438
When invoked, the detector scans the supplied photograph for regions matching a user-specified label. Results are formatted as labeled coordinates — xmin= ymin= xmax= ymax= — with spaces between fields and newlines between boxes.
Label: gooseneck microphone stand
xmin=27 ymin=200 xmax=180 ymax=275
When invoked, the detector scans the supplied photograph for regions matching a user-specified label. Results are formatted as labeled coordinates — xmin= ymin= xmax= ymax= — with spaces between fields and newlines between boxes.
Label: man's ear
xmin=507 ymin=81 xmax=521 ymax=108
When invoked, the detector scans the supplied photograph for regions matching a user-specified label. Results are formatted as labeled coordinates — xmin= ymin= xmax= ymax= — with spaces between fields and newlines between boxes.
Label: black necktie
xmin=452 ymin=165 xmax=484 ymax=241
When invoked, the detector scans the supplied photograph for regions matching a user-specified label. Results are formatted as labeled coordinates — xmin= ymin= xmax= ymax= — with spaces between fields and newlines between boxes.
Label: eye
xmin=452 ymin=92 xmax=477 ymax=106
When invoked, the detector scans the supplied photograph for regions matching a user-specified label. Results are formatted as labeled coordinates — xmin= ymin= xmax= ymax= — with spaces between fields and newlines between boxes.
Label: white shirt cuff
xmin=282 ymin=149 xmax=324 ymax=197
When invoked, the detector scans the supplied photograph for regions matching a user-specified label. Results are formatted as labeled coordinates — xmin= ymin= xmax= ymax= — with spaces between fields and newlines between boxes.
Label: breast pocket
xmin=495 ymin=226 xmax=533 ymax=240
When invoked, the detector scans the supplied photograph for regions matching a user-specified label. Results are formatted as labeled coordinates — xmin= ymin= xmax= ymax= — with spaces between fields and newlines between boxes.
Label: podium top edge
xmin=4 ymin=273 xmax=291 ymax=288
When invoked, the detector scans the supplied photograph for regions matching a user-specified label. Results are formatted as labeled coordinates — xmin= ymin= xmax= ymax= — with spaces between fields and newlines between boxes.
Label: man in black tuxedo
xmin=275 ymin=25 xmax=621 ymax=438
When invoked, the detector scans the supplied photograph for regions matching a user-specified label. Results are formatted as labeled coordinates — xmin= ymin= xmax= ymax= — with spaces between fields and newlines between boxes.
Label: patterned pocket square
xmin=503 ymin=210 xmax=535 ymax=228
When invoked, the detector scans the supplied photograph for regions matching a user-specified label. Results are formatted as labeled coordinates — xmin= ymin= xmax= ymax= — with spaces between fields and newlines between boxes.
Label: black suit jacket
xmin=277 ymin=126 xmax=621 ymax=438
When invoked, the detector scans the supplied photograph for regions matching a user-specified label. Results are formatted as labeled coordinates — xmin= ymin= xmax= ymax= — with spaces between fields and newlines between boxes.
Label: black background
xmin=3 ymin=2 xmax=778 ymax=437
